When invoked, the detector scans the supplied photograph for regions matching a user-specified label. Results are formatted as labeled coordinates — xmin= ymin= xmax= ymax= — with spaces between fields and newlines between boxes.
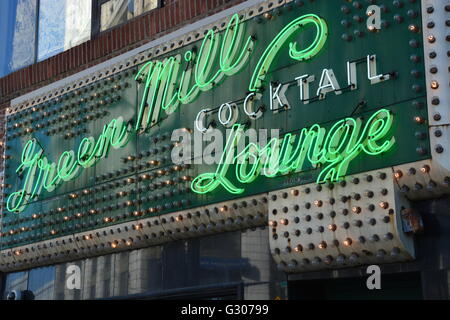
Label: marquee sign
xmin=1 ymin=0 xmax=431 ymax=256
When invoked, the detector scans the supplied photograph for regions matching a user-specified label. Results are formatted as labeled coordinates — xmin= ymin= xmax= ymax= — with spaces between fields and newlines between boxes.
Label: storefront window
xmin=100 ymin=0 xmax=159 ymax=31
xmin=27 ymin=267 xmax=56 ymax=300
xmin=38 ymin=0 xmax=92 ymax=61
xmin=2 ymin=271 xmax=28 ymax=299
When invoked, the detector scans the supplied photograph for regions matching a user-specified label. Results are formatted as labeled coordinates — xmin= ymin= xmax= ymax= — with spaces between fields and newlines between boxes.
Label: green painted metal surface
xmin=1 ymin=0 xmax=428 ymax=249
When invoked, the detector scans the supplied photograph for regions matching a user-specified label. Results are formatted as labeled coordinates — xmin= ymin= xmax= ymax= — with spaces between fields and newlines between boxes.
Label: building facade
xmin=0 ymin=0 xmax=449 ymax=300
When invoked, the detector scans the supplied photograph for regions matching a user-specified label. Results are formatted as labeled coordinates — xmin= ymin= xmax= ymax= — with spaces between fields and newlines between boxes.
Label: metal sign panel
xmin=1 ymin=0 xmax=430 ymax=254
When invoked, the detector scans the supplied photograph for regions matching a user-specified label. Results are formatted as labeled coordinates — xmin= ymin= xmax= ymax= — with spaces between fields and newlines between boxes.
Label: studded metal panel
xmin=0 ymin=194 xmax=267 ymax=272
xmin=269 ymin=168 xmax=416 ymax=272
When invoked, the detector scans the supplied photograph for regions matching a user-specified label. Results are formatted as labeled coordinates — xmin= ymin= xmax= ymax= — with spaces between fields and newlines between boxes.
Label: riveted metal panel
xmin=268 ymin=168 xmax=416 ymax=272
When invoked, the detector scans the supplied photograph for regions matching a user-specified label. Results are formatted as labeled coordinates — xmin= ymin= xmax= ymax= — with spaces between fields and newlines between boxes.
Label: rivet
xmin=393 ymin=1 xmax=404 ymax=8
xmin=412 ymin=84 xmax=422 ymax=93
xmin=435 ymin=145 xmax=444 ymax=154
xmin=431 ymin=97 xmax=440 ymax=105
xmin=409 ymin=54 xmax=421 ymax=63
xmin=416 ymin=147 xmax=427 ymax=156
xmin=394 ymin=14 xmax=404 ymax=23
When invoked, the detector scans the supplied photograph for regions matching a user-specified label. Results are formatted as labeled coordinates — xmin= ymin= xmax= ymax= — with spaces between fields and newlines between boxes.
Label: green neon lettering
xmin=7 ymin=117 xmax=131 ymax=213
xmin=249 ymin=14 xmax=328 ymax=92
xmin=135 ymin=13 xmax=254 ymax=132
xmin=191 ymin=124 xmax=245 ymax=195
xmin=191 ymin=109 xmax=395 ymax=195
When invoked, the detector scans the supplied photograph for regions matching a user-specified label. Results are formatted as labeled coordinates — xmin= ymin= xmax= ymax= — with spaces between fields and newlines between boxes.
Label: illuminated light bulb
xmin=414 ymin=116 xmax=425 ymax=124
xmin=408 ymin=24 xmax=419 ymax=33
xmin=111 ymin=240 xmax=119 ymax=249
xmin=352 ymin=206 xmax=362 ymax=214
xmin=328 ymin=224 xmax=337 ymax=232
xmin=118 ymin=191 xmax=127 ymax=197
xmin=134 ymin=223 xmax=143 ymax=230
xmin=83 ymin=189 xmax=90 ymax=195
xmin=427 ymin=35 xmax=436 ymax=43
xmin=263 ymin=12 xmax=272 ymax=20
xmin=32 ymin=214 xmax=39 ymax=219
xmin=343 ymin=238 xmax=353 ymax=247
xmin=379 ymin=202 xmax=389 ymax=210
xmin=294 ymin=245 xmax=303 ymax=253
xmin=220 ymin=206 xmax=228 ymax=212
xmin=165 ymin=180 xmax=174 ymax=186
xmin=50 ymin=230 xmax=57 ymax=235
xmin=14 ymin=250 xmax=21 ymax=256
xmin=430 ymin=81 xmax=439 ymax=89
xmin=367 ymin=25 xmax=376 ymax=32
xmin=367 ymin=10 xmax=374 ymax=17
xmin=64 ymin=216 xmax=70 ymax=221
xmin=69 ymin=193 xmax=78 ymax=199
xmin=21 ymin=227 xmax=26 ymax=232
xmin=280 ymin=219 xmax=289 ymax=226
xmin=175 ymin=215 xmax=183 ymax=222
xmin=126 ymin=238 xmax=133 ymax=246
xmin=127 ymin=178 xmax=135 ymax=184
xmin=89 ymin=209 xmax=97 ymax=215
xmin=157 ymin=170 xmax=166 ymax=176
xmin=76 ymin=213 xmax=83 ymax=218
xmin=420 ymin=165 xmax=431 ymax=174
xmin=9 ymin=230 xmax=14 ymax=235
xmin=127 ymin=155 xmax=135 ymax=161
xmin=83 ymin=235 xmax=92 ymax=240
xmin=25 ymin=128 xmax=33 ymax=134
xmin=104 ymin=217 xmax=111 ymax=223
xmin=141 ymin=174 xmax=151 ymax=180
xmin=57 ymin=207 xmax=65 ymax=213
xmin=133 ymin=211 xmax=143 ymax=217
xmin=126 ymin=201 xmax=133 ymax=207
xmin=318 ymin=241 xmax=327 ymax=249
xmin=313 ymin=200 xmax=323 ymax=207
xmin=394 ymin=170 xmax=403 ymax=179
xmin=181 ymin=176 xmax=192 ymax=182
xmin=268 ymin=220 xmax=278 ymax=227
xmin=173 ymin=165 xmax=182 ymax=171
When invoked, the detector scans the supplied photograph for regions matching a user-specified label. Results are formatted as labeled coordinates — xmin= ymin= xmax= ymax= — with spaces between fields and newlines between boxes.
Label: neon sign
xmin=191 ymin=109 xmax=395 ymax=195
xmin=7 ymin=117 xmax=130 ymax=213
xmin=6 ymin=12 xmax=396 ymax=213
xmin=134 ymin=13 xmax=255 ymax=132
